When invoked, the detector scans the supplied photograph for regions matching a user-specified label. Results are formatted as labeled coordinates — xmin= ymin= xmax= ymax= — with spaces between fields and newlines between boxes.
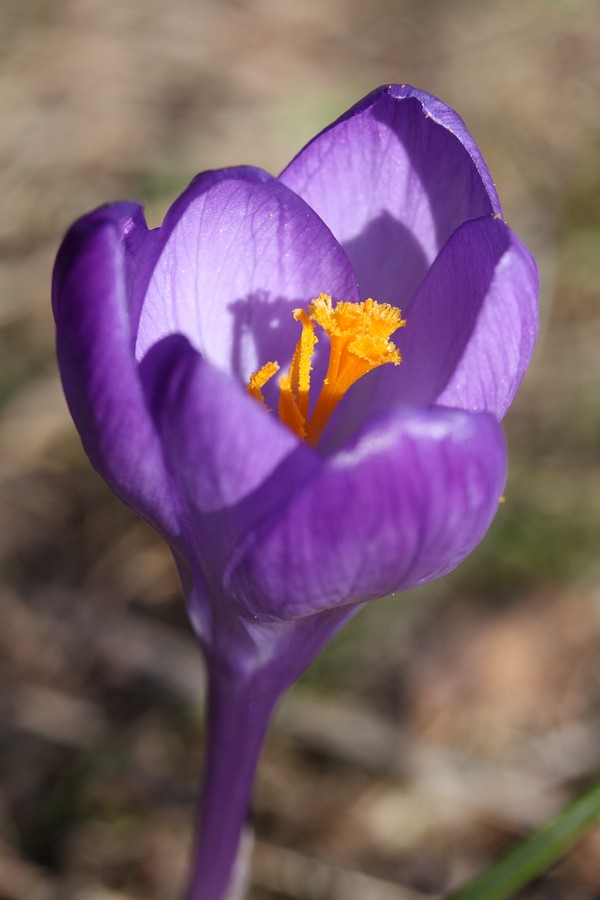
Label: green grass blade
xmin=447 ymin=778 xmax=600 ymax=900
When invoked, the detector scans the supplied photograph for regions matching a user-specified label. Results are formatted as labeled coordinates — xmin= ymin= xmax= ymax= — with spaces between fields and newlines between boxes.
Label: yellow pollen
xmin=247 ymin=293 xmax=406 ymax=446
xmin=247 ymin=360 xmax=279 ymax=410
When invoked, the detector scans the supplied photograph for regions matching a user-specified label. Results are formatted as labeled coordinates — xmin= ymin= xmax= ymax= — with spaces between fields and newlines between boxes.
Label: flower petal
xmin=225 ymin=405 xmax=507 ymax=620
xmin=280 ymin=84 xmax=499 ymax=309
xmin=52 ymin=205 xmax=180 ymax=536
xmin=434 ymin=220 xmax=539 ymax=417
xmin=339 ymin=215 xmax=539 ymax=426
xmin=139 ymin=335 xmax=320 ymax=576
xmin=136 ymin=166 xmax=360 ymax=392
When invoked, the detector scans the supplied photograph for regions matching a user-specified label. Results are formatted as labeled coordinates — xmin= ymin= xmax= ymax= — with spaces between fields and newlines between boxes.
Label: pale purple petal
xmin=52 ymin=205 xmax=180 ymax=537
xmin=225 ymin=406 xmax=506 ymax=620
xmin=280 ymin=84 xmax=499 ymax=309
xmin=136 ymin=167 xmax=360 ymax=391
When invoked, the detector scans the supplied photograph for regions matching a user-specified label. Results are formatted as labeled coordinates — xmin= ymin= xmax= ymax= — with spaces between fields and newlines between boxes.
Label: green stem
xmin=448 ymin=778 xmax=600 ymax=900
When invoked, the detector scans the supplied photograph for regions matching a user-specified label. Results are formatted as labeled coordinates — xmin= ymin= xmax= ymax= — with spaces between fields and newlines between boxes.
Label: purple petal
xmin=52 ymin=205 xmax=180 ymax=536
xmin=280 ymin=84 xmax=499 ymax=309
xmin=139 ymin=335 xmax=320 ymax=577
xmin=336 ymin=216 xmax=538 ymax=429
xmin=433 ymin=220 xmax=539 ymax=417
xmin=136 ymin=166 xmax=359 ymax=393
xmin=225 ymin=406 xmax=506 ymax=620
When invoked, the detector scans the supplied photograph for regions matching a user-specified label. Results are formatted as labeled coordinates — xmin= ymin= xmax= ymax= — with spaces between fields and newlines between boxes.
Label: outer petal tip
xmin=383 ymin=83 xmax=502 ymax=212
xmin=52 ymin=202 xmax=179 ymax=538
xmin=280 ymin=84 xmax=501 ymax=310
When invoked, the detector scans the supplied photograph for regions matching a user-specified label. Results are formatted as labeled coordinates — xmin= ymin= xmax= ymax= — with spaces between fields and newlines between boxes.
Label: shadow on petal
xmin=342 ymin=210 xmax=430 ymax=308
xmin=226 ymin=290 xmax=332 ymax=409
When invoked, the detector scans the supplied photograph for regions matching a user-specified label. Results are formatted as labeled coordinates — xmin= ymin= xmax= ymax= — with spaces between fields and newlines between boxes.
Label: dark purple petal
xmin=280 ymin=84 xmax=499 ymax=309
xmin=136 ymin=166 xmax=359 ymax=395
xmin=332 ymin=216 xmax=538 ymax=432
xmin=225 ymin=406 xmax=506 ymax=620
xmin=52 ymin=205 xmax=180 ymax=536
xmin=139 ymin=335 xmax=320 ymax=580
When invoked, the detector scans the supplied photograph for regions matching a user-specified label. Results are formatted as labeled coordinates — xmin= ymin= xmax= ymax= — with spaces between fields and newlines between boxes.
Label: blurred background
xmin=1 ymin=0 xmax=600 ymax=898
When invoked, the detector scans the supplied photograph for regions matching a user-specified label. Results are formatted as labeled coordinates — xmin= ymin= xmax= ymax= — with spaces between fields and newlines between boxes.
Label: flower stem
xmin=184 ymin=668 xmax=277 ymax=900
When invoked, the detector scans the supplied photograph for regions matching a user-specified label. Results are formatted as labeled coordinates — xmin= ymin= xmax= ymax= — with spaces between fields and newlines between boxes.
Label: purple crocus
xmin=52 ymin=84 xmax=538 ymax=900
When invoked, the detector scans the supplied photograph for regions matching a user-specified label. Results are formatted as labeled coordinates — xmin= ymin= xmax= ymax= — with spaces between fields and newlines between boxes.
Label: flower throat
xmin=247 ymin=293 xmax=406 ymax=447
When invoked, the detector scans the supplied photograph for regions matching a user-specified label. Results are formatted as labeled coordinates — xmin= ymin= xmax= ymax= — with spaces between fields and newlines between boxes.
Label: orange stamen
xmin=246 ymin=293 xmax=406 ymax=446
xmin=247 ymin=360 xmax=279 ymax=410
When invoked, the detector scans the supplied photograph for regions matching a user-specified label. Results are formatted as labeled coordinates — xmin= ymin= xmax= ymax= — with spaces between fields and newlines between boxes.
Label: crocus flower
xmin=52 ymin=84 xmax=538 ymax=900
